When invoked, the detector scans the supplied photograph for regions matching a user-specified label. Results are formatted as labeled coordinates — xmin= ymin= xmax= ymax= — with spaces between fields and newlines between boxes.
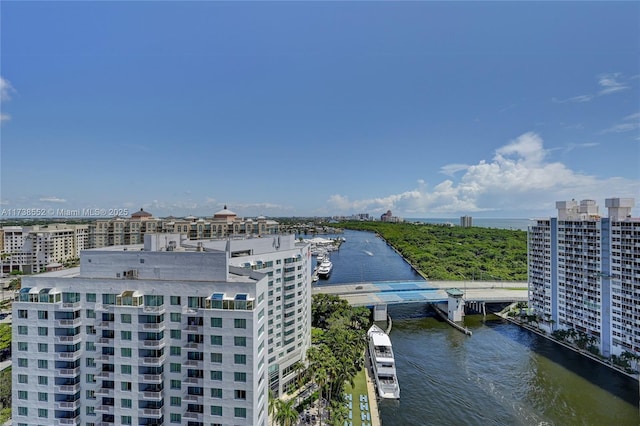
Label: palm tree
xmin=268 ymin=389 xmax=277 ymax=420
xmin=274 ymin=398 xmax=298 ymax=426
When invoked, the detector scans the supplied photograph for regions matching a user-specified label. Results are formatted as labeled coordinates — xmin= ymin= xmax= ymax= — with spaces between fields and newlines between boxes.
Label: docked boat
xmin=317 ymin=258 xmax=333 ymax=279
xmin=367 ymin=324 xmax=400 ymax=399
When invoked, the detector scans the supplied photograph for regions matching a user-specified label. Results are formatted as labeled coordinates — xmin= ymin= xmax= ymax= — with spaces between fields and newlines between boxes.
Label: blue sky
xmin=1 ymin=1 xmax=638 ymax=219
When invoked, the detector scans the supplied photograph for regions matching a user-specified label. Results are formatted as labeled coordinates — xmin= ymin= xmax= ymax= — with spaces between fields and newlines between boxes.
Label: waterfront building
xmin=528 ymin=197 xmax=639 ymax=358
xmin=460 ymin=215 xmax=473 ymax=227
xmin=11 ymin=230 xmax=311 ymax=425
xmin=12 ymin=234 xmax=267 ymax=425
xmin=1 ymin=224 xmax=89 ymax=274
xmin=380 ymin=210 xmax=403 ymax=223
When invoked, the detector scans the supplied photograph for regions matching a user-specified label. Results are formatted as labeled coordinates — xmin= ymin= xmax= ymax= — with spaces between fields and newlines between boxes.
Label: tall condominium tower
xmin=528 ymin=197 xmax=639 ymax=358
xmin=12 ymin=232 xmax=312 ymax=426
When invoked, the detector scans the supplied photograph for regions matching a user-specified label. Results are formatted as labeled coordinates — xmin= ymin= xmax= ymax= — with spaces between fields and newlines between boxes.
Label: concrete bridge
xmin=312 ymin=280 xmax=528 ymax=321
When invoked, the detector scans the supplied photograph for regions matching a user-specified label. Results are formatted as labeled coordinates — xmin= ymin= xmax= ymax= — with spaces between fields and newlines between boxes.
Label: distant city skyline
xmin=1 ymin=2 xmax=638 ymax=219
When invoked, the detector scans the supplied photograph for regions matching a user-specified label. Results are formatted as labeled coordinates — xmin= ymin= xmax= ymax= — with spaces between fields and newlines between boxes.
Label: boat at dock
xmin=317 ymin=258 xmax=333 ymax=279
xmin=367 ymin=324 xmax=400 ymax=399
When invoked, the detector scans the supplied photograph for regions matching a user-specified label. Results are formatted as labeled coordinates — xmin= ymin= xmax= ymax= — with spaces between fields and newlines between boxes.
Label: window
xmin=18 ymin=358 xmax=28 ymax=367
xmin=38 ymin=376 xmax=48 ymax=385
xmin=17 ymin=407 xmax=28 ymax=416
xmin=234 ymin=389 xmax=246 ymax=400
xmin=121 ymin=398 xmax=132 ymax=408
xmin=17 ymin=374 xmax=28 ymax=384
xmin=37 ymin=310 xmax=48 ymax=320
xmin=87 ymin=293 xmax=96 ymax=302
xmin=38 ymin=408 xmax=48 ymax=418
xmin=86 ymin=373 xmax=95 ymax=383
xmin=211 ymin=317 xmax=222 ymax=328
xmin=170 ymin=413 xmax=181 ymax=423
xmin=234 ymin=354 xmax=246 ymax=364
xmin=38 ymin=343 xmax=48 ymax=352
xmin=121 ymin=313 xmax=131 ymax=323
xmin=121 ymin=365 xmax=132 ymax=374
xmin=121 ymin=382 xmax=132 ymax=391
xmin=18 ymin=309 xmax=27 ymax=319
xmin=211 ymin=405 xmax=223 ymax=416
xmin=121 ymin=330 xmax=132 ymax=340
xmin=170 ymin=396 xmax=181 ymax=406
xmin=37 ymin=327 xmax=47 ymax=336
xmin=170 ymin=329 xmax=181 ymax=339
xmin=18 ymin=390 xmax=28 ymax=400
xmin=121 ymin=415 xmax=132 ymax=425
xmin=234 ymin=407 xmax=247 ymax=418
xmin=234 ymin=318 xmax=246 ymax=329
xmin=86 ymin=342 xmax=96 ymax=351
xmin=234 ymin=336 xmax=246 ymax=346
xmin=170 ymin=379 xmax=181 ymax=389
xmin=211 ymin=335 xmax=222 ymax=345
xmin=210 ymin=370 xmax=222 ymax=381
xmin=234 ymin=372 xmax=246 ymax=382
xmin=170 ymin=313 xmax=181 ymax=322
xmin=211 ymin=388 xmax=222 ymax=398
xmin=17 ymin=342 xmax=28 ymax=351
xmin=38 ymin=392 xmax=48 ymax=402
xmin=170 ymin=296 xmax=181 ymax=305
xmin=17 ymin=326 xmax=27 ymax=335
xmin=86 ymin=390 xmax=95 ymax=399
xmin=121 ymin=347 xmax=132 ymax=357
xmin=86 ymin=309 xmax=96 ymax=318
xmin=210 ymin=353 xmax=222 ymax=363
xmin=170 ymin=363 xmax=181 ymax=373
xmin=170 ymin=346 xmax=181 ymax=356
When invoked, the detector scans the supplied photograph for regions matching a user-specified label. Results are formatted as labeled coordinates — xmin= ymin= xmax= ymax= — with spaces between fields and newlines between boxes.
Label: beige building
xmin=89 ymin=206 xmax=280 ymax=249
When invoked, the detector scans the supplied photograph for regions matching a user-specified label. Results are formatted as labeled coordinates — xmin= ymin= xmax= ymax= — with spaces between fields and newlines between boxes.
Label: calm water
xmin=307 ymin=229 xmax=640 ymax=426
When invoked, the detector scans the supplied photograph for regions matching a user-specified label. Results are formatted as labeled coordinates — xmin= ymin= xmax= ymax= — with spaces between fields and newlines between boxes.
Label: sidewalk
xmin=363 ymin=351 xmax=381 ymax=426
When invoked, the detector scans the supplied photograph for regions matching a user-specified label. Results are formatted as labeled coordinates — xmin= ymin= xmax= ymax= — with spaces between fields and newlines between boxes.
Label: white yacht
xmin=367 ymin=324 xmax=400 ymax=399
xmin=317 ymin=258 xmax=333 ymax=279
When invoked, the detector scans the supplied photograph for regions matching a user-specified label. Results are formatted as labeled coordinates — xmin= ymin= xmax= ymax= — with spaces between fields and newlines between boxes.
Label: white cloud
xmin=601 ymin=112 xmax=640 ymax=134
xmin=598 ymin=73 xmax=629 ymax=95
xmin=0 ymin=113 xmax=10 ymax=122
xmin=439 ymin=163 xmax=469 ymax=177
xmin=327 ymin=132 xmax=639 ymax=216
xmin=552 ymin=95 xmax=593 ymax=104
xmin=0 ymin=77 xmax=15 ymax=101
xmin=40 ymin=196 xmax=67 ymax=203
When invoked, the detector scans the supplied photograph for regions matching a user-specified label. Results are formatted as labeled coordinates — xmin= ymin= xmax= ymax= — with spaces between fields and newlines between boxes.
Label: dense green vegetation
xmin=0 ymin=324 xmax=10 ymax=351
xmin=337 ymin=221 xmax=527 ymax=280
xmin=0 ymin=367 xmax=10 ymax=423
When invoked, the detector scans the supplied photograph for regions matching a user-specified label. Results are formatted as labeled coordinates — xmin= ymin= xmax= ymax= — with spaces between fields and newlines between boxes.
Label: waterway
xmin=308 ymin=229 xmax=640 ymax=425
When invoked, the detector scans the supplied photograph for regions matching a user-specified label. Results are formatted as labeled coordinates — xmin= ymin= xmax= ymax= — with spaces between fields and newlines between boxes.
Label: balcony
xmin=184 ymin=359 xmax=203 ymax=367
xmin=54 ymin=417 xmax=80 ymax=426
xmin=55 ymin=318 xmax=81 ymax=327
xmin=141 ymin=408 xmax=163 ymax=418
xmin=139 ymin=374 xmax=163 ymax=383
xmin=142 ymin=339 xmax=166 ymax=348
xmin=55 ymin=335 xmax=82 ymax=344
xmin=96 ymin=337 xmax=113 ymax=346
xmin=60 ymin=302 xmax=81 ymax=310
xmin=139 ymin=355 xmax=166 ymax=366
xmin=56 ymin=351 xmax=81 ymax=361
xmin=95 ymin=405 xmax=114 ymax=414
xmin=95 ymin=387 xmax=114 ymax=396
xmin=139 ymin=323 xmax=165 ymax=331
xmin=142 ymin=391 xmax=163 ymax=401
xmin=55 ymin=400 xmax=80 ymax=410
xmin=143 ymin=305 xmax=166 ymax=314
xmin=55 ymin=384 xmax=80 ymax=394
xmin=96 ymin=371 xmax=113 ymax=379
xmin=185 ymin=342 xmax=202 ymax=350
xmin=183 ymin=412 xmax=203 ymax=421
xmin=55 ymin=367 xmax=80 ymax=377
xmin=183 ymin=394 xmax=201 ymax=403
xmin=184 ymin=377 xmax=203 ymax=385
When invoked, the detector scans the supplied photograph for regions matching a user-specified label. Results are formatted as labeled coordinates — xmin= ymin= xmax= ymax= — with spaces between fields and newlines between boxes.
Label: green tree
xmin=274 ymin=398 xmax=298 ymax=426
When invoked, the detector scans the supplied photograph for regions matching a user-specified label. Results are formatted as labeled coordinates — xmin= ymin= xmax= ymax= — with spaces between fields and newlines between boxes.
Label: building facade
xmin=1 ymin=224 xmax=89 ymax=274
xmin=528 ymin=197 xmax=639 ymax=358
xmin=460 ymin=216 xmax=473 ymax=227
xmin=12 ymin=234 xmax=274 ymax=426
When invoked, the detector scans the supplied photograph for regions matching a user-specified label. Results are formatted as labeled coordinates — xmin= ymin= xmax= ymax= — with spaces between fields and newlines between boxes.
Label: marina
xmin=367 ymin=324 xmax=400 ymax=399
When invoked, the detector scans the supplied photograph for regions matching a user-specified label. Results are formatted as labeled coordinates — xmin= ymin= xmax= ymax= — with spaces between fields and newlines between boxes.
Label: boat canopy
xmin=371 ymin=332 xmax=392 ymax=347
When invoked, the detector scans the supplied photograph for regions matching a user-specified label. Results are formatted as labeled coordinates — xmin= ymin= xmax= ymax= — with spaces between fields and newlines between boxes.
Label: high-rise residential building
xmin=460 ymin=216 xmax=473 ymax=227
xmin=528 ymin=197 xmax=639 ymax=358
xmin=1 ymin=224 xmax=89 ymax=274
xmin=12 ymin=231 xmax=312 ymax=426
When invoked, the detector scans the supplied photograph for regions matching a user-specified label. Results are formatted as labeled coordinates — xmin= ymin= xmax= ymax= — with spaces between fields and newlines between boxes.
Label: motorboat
xmin=367 ymin=324 xmax=400 ymax=399
xmin=317 ymin=258 xmax=333 ymax=279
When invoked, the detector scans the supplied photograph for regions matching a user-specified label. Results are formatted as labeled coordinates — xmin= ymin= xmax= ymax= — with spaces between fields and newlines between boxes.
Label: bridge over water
xmin=313 ymin=280 xmax=528 ymax=321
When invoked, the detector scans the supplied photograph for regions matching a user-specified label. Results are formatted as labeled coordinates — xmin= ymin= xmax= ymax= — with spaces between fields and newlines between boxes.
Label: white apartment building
xmin=185 ymin=233 xmax=313 ymax=397
xmin=12 ymin=234 xmax=276 ymax=426
xmin=1 ymin=224 xmax=89 ymax=274
xmin=528 ymin=197 xmax=640 ymax=358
